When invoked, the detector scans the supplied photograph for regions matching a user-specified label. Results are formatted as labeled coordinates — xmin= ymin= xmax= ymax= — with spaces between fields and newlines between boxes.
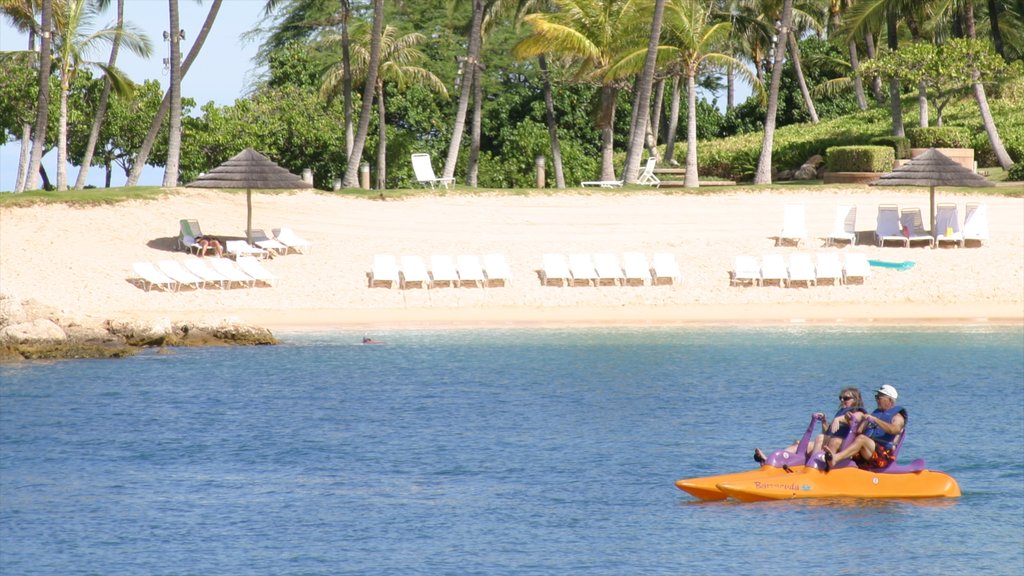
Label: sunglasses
xmin=839 ymin=396 xmax=855 ymax=401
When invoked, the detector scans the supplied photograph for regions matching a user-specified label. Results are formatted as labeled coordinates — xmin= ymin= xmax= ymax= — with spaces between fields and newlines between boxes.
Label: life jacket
xmin=864 ymin=405 xmax=907 ymax=449
xmin=831 ymin=406 xmax=858 ymax=437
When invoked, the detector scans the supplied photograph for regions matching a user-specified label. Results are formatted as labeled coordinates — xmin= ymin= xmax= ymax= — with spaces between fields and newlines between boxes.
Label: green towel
xmin=868 ymin=260 xmax=915 ymax=271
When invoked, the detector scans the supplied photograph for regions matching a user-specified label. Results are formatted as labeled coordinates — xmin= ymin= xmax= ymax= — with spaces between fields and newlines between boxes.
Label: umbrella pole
xmin=247 ymin=188 xmax=253 ymax=245
xmin=930 ymin=186 xmax=935 ymax=249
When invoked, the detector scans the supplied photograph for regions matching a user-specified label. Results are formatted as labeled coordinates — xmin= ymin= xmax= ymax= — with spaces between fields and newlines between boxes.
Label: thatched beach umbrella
xmin=186 ymin=148 xmax=313 ymax=244
xmin=871 ymin=148 xmax=992 ymax=241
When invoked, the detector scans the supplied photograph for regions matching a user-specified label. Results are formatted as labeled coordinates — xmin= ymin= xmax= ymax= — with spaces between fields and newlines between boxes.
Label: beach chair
xmin=568 ymin=253 xmax=598 ymax=286
xmin=934 ymin=203 xmax=964 ymax=248
xmin=483 ymin=253 xmax=512 ymax=287
xmin=652 ymin=252 xmax=682 ymax=285
xmin=636 ymin=157 xmax=661 ymax=187
xmin=456 ymin=255 xmax=486 ymax=288
xmin=370 ymin=254 xmax=400 ymax=288
xmin=210 ymin=257 xmax=256 ymax=288
xmin=963 ymin=202 xmax=988 ymax=245
xmin=429 ymin=255 xmax=460 ymax=287
xmin=777 ymin=204 xmax=807 ymax=247
xmin=731 ymin=255 xmax=761 ymax=287
xmin=876 ymin=204 xmax=906 ymax=247
xmin=236 ymin=256 xmax=278 ymax=287
xmin=250 ymin=229 xmax=288 ymax=256
xmin=826 ymin=204 xmax=857 ymax=246
xmin=815 ymin=252 xmax=844 ymax=286
xmin=273 ymin=227 xmax=312 ymax=254
xmin=184 ymin=258 xmax=229 ymax=289
xmin=225 ymin=240 xmax=270 ymax=260
xmin=760 ymin=254 xmax=788 ymax=287
xmin=843 ymin=252 xmax=871 ymax=284
xmin=178 ymin=219 xmax=202 ymax=254
xmin=157 ymin=260 xmax=206 ymax=290
xmin=132 ymin=262 xmax=178 ymax=292
xmin=541 ymin=253 xmax=571 ymax=286
xmin=411 ymin=153 xmax=455 ymax=189
xmin=787 ymin=253 xmax=817 ymax=287
xmin=593 ymin=253 xmax=625 ymax=286
xmin=622 ymin=252 xmax=651 ymax=286
xmin=900 ymin=208 xmax=934 ymax=248
xmin=399 ymin=255 xmax=430 ymax=289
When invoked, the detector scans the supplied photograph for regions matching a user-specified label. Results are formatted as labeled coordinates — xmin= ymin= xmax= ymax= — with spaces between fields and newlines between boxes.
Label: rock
xmin=794 ymin=165 xmax=818 ymax=180
xmin=776 ymin=169 xmax=795 ymax=181
xmin=107 ymin=318 xmax=173 ymax=346
xmin=173 ymin=320 xmax=277 ymax=346
xmin=0 ymin=318 xmax=67 ymax=344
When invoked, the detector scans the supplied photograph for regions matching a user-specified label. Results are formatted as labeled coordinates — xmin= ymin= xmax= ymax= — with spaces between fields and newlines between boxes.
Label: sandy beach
xmin=1 ymin=187 xmax=1022 ymax=331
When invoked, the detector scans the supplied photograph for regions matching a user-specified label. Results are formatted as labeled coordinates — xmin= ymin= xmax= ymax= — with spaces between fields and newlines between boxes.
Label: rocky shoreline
xmin=0 ymin=296 xmax=276 ymax=362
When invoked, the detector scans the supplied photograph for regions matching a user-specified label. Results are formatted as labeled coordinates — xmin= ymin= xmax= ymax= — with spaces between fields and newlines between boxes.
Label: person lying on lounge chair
xmin=195 ymin=235 xmax=223 ymax=258
xmin=822 ymin=384 xmax=905 ymax=471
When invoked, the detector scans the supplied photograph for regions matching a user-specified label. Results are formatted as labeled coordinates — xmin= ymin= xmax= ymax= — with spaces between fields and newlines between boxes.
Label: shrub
xmin=1007 ymin=162 xmax=1024 ymax=182
xmin=870 ymin=135 xmax=911 ymax=159
xmin=907 ymin=126 xmax=972 ymax=148
xmin=826 ymin=145 xmax=895 ymax=172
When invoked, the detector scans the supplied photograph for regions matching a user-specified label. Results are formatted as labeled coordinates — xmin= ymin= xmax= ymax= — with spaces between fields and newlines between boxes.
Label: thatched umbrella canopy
xmin=186 ymin=148 xmax=313 ymax=244
xmin=872 ymin=148 xmax=992 ymax=242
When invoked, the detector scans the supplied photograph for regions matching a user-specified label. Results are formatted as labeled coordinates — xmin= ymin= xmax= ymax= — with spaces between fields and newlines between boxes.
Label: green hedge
xmin=870 ymin=135 xmax=911 ymax=159
xmin=1008 ymin=162 xmax=1024 ymax=182
xmin=908 ymin=126 xmax=972 ymax=148
xmin=826 ymin=146 xmax=895 ymax=172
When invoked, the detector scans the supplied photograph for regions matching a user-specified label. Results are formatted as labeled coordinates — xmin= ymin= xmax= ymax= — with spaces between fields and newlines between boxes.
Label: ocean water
xmin=2 ymin=327 xmax=1022 ymax=575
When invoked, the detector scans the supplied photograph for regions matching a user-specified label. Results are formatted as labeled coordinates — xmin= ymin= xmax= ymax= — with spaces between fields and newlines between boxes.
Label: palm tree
xmin=25 ymin=0 xmax=53 ymax=191
xmin=964 ymin=0 xmax=1013 ymax=170
xmin=125 ymin=0 xmax=222 ymax=187
xmin=753 ymin=0 xmax=792 ymax=184
xmin=161 ymin=0 xmax=182 ymax=187
xmin=52 ymin=0 xmax=150 ymax=190
xmin=340 ymin=0 xmax=383 ymax=188
xmin=322 ymin=24 xmax=447 ymax=189
xmin=619 ymin=0 xmax=666 ymax=184
xmin=441 ymin=0 xmax=484 ymax=181
xmin=2 ymin=0 xmax=43 ymax=192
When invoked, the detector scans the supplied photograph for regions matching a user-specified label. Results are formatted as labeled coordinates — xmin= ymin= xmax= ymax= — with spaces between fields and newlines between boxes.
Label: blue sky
xmin=1 ymin=0 xmax=263 ymax=191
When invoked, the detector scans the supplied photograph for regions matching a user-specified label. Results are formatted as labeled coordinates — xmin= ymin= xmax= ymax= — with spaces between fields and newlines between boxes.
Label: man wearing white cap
xmin=823 ymin=384 xmax=906 ymax=471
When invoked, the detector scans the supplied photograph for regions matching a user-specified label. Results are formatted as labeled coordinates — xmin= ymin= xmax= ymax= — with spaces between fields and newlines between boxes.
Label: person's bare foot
xmin=753 ymin=448 xmax=767 ymax=464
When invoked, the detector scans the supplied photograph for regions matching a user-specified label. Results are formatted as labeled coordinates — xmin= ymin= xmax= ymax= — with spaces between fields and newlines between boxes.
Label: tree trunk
xmin=988 ymin=0 xmax=1005 ymax=59
xmin=684 ymin=72 xmax=699 ymax=188
xmin=754 ymin=0 xmax=792 ymax=185
xmin=341 ymin=0 xmax=354 ymax=158
xmin=917 ymin=80 xmax=928 ymax=127
xmin=467 ymin=67 xmax=482 ymax=187
xmin=341 ymin=0 xmax=384 ymax=187
xmin=788 ymin=32 xmax=818 ymax=122
xmin=597 ymin=86 xmax=617 ymax=181
xmin=76 ymin=0 xmax=123 ymax=189
xmin=622 ymin=0 xmax=665 ymax=183
xmin=376 ymin=83 xmax=385 ymax=190
xmin=126 ymin=0 xmax=222 ymax=186
xmin=886 ymin=8 xmax=904 ymax=137
xmin=538 ymin=55 xmax=565 ymax=188
xmin=442 ymin=0 xmax=483 ymax=181
xmin=864 ymin=31 xmax=883 ymax=103
xmin=15 ymin=123 xmax=31 ymax=192
xmin=162 ymin=0 xmax=183 ymax=188
xmin=663 ymin=75 xmax=681 ymax=165
xmin=57 ymin=77 xmax=69 ymax=190
xmin=965 ymin=0 xmax=1013 ymax=169
xmin=848 ymin=39 xmax=867 ymax=110
xmin=651 ymin=78 xmax=664 ymax=150
xmin=726 ymin=63 xmax=734 ymax=110
xmin=26 ymin=0 xmax=54 ymax=191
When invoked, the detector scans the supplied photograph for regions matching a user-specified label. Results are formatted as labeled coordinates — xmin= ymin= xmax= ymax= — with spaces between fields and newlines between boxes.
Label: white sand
xmin=1 ymin=188 xmax=1021 ymax=331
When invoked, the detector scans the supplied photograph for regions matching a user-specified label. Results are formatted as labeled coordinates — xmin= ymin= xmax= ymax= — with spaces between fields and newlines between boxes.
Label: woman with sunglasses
xmin=754 ymin=387 xmax=865 ymax=464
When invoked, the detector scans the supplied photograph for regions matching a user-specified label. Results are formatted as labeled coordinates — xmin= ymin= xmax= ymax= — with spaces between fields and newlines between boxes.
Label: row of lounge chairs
xmin=371 ymin=254 xmax=512 ymax=289
xmin=132 ymin=257 xmax=277 ymax=291
xmin=781 ymin=203 xmax=989 ymax=248
xmin=542 ymin=252 xmax=680 ymax=286
xmin=731 ymin=253 xmax=871 ymax=287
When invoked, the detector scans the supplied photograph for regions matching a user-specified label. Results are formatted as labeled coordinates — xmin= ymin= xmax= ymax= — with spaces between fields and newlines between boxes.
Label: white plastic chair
xmin=826 ymin=204 xmax=857 ymax=246
xmin=963 ymin=203 xmax=989 ymax=244
xmin=876 ymin=204 xmax=906 ymax=247
xmin=778 ymin=204 xmax=807 ymax=246
xmin=787 ymin=253 xmax=817 ymax=287
xmin=158 ymin=260 xmax=205 ymax=290
xmin=732 ymin=255 xmax=761 ymax=286
xmin=370 ymin=254 xmax=400 ymax=288
xmin=843 ymin=252 xmax=871 ymax=284
xmin=411 ymin=153 xmax=455 ymax=189
xmin=815 ymin=253 xmax=844 ymax=285
xmin=652 ymin=252 xmax=682 ymax=285
xmin=399 ymin=255 xmax=430 ymax=289
xmin=210 ymin=257 xmax=256 ymax=288
xmin=622 ymin=252 xmax=651 ymax=286
xmin=934 ymin=203 xmax=964 ymax=248
xmin=483 ymin=254 xmax=512 ymax=287
xmin=133 ymin=262 xmax=178 ymax=292
xmin=184 ymin=258 xmax=229 ymax=289
xmin=236 ymin=256 xmax=278 ymax=287
xmin=760 ymin=254 xmax=788 ymax=287
xmin=273 ymin=227 xmax=312 ymax=254
xmin=636 ymin=157 xmax=661 ymax=187
xmin=900 ymin=208 xmax=935 ymax=248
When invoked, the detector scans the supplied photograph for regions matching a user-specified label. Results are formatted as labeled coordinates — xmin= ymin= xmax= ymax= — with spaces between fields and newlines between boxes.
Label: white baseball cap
xmin=875 ymin=384 xmax=898 ymax=400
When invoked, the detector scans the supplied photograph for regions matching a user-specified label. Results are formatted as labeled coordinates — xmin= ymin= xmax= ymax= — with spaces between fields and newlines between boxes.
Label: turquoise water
xmin=2 ymin=327 xmax=1022 ymax=575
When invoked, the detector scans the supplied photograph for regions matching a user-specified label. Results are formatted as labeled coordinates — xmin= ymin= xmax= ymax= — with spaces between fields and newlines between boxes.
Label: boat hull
xmin=675 ymin=465 xmax=803 ymax=501
xmin=715 ymin=467 xmax=961 ymax=502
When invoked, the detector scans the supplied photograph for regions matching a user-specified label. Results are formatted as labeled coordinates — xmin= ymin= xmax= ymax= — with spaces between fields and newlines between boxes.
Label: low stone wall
xmin=0 ymin=295 xmax=277 ymax=362
xmin=822 ymin=171 xmax=882 ymax=184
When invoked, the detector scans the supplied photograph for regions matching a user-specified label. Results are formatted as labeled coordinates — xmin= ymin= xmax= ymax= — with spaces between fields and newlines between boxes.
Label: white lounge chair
xmin=399 ymin=255 xmax=430 ymax=289
xmin=732 ymin=255 xmax=761 ymax=287
xmin=636 ymin=157 xmax=661 ymax=187
xmin=934 ymin=203 xmax=964 ymax=248
xmin=622 ymin=252 xmax=651 ymax=286
xmin=411 ymin=153 xmax=455 ymax=189
xmin=900 ymin=208 xmax=935 ymax=248
xmin=652 ymin=252 xmax=681 ymax=285
xmin=235 ymin=256 xmax=277 ymax=287
xmin=370 ymin=254 xmax=400 ymax=288
xmin=580 ymin=177 xmax=623 ymax=188
xmin=815 ymin=252 xmax=844 ymax=285
xmin=963 ymin=202 xmax=989 ymax=245
xmin=787 ymin=253 xmax=816 ymax=287
xmin=876 ymin=204 xmax=906 ymax=247
xmin=778 ymin=204 xmax=807 ymax=247
xmin=178 ymin=219 xmax=203 ymax=254
xmin=273 ymin=227 xmax=312 ymax=254
xmin=225 ymin=239 xmax=269 ymax=260
xmin=483 ymin=253 xmax=512 ymax=287
xmin=210 ymin=257 xmax=256 ymax=288
xmin=133 ymin=262 xmax=178 ymax=292
xmin=250 ymin=229 xmax=287 ymax=256
xmin=456 ymin=255 xmax=486 ymax=288
xmin=843 ymin=252 xmax=871 ymax=284
xmin=568 ymin=253 xmax=598 ymax=286
xmin=760 ymin=254 xmax=788 ymax=287
xmin=593 ymin=253 xmax=625 ymax=286
xmin=430 ymin=255 xmax=460 ymax=287
xmin=541 ymin=253 xmax=571 ymax=286
xmin=826 ymin=204 xmax=857 ymax=246
xmin=184 ymin=258 xmax=229 ymax=289
xmin=158 ymin=260 xmax=205 ymax=290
